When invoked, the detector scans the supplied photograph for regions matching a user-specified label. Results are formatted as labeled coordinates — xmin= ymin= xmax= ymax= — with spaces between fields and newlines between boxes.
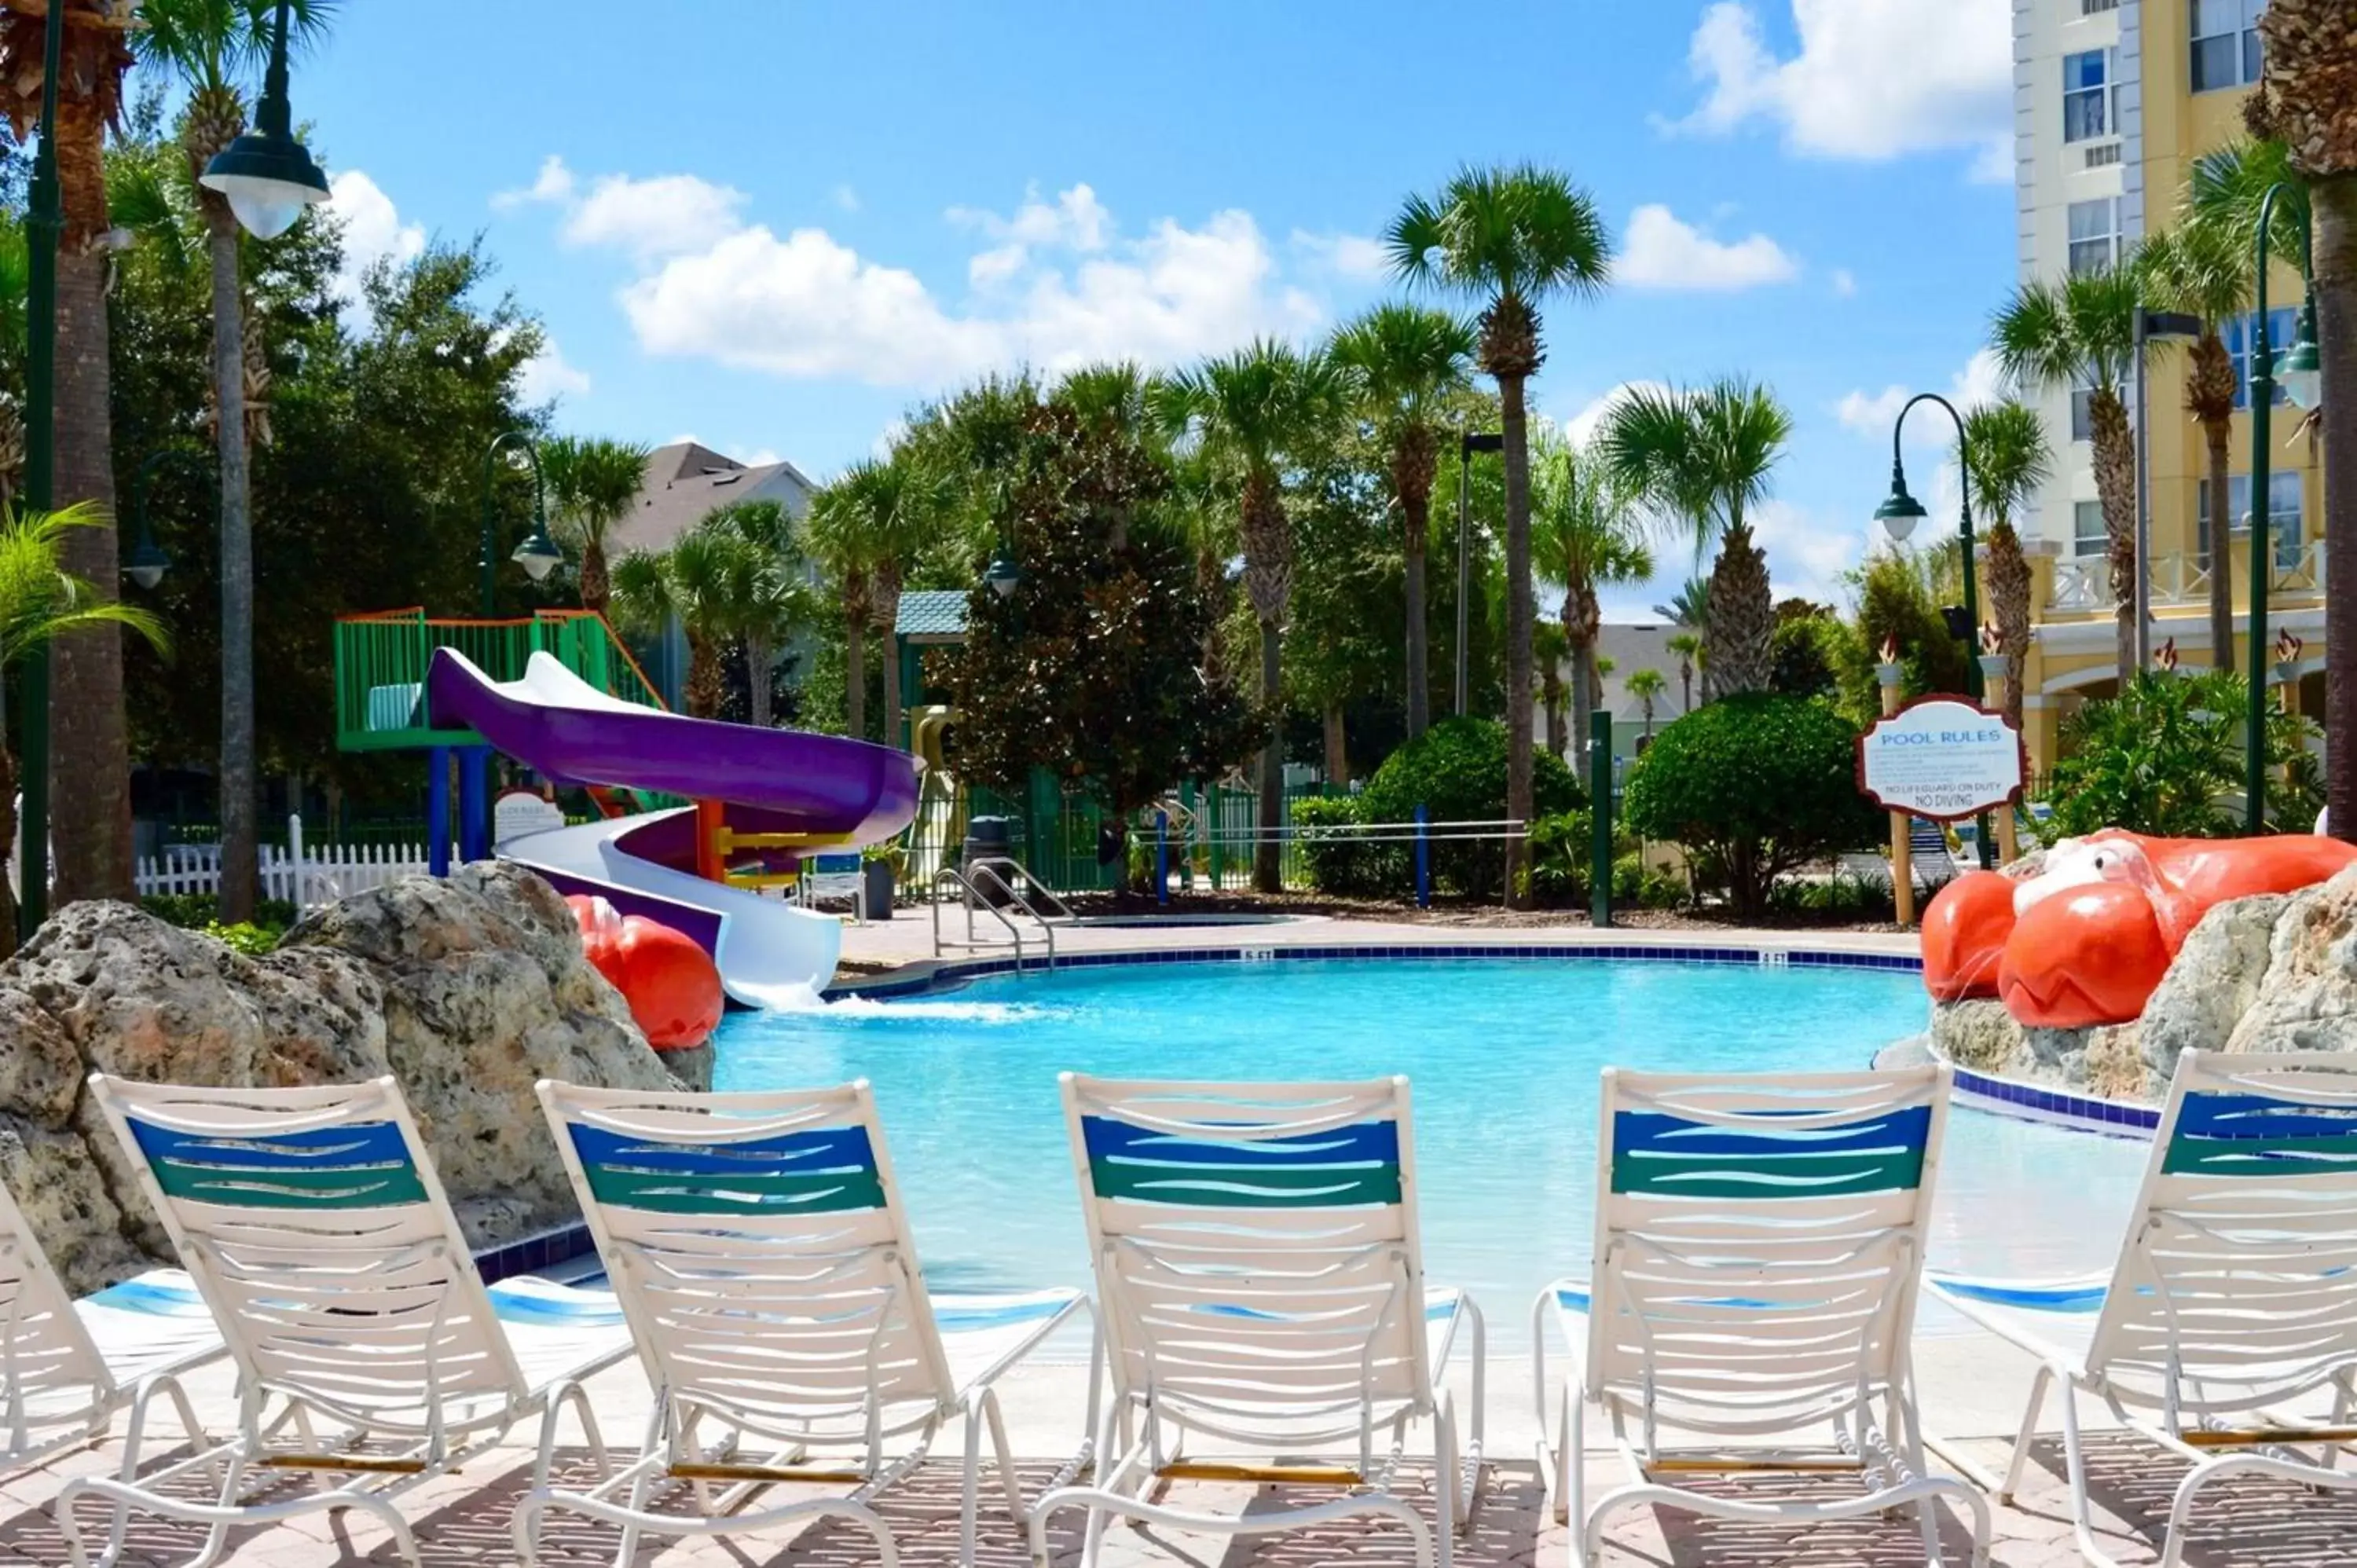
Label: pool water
xmin=712 ymin=958 xmax=2150 ymax=1343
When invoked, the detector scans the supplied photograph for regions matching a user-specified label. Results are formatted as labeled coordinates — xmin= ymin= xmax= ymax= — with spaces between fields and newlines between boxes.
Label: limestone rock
xmin=2139 ymin=893 xmax=2288 ymax=1083
xmin=2225 ymin=866 xmax=2357 ymax=1056
xmin=1930 ymin=998 xmax=2027 ymax=1075
xmin=0 ymin=862 xmax=687 ymax=1295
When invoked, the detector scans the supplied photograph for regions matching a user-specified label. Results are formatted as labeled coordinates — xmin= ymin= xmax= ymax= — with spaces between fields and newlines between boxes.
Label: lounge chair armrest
xmin=953 ymin=1291 xmax=1094 ymax=1405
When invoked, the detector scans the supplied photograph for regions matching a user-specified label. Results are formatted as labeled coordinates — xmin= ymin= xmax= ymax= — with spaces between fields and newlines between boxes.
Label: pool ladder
xmin=930 ymin=861 xmax=1072 ymax=973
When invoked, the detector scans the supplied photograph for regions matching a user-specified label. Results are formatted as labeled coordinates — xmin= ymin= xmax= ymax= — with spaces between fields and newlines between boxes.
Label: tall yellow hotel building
xmin=2012 ymin=0 xmax=2322 ymax=772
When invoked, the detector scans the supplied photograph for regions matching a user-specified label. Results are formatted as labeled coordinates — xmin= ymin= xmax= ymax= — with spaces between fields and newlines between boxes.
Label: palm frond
xmin=1959 ymin=401 xmax=2052 ymax=532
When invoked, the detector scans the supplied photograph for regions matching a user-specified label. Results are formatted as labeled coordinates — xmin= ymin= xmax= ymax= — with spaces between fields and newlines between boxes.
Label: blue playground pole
xmin=458 ymin=748 xmax=489 ymax=863
xmin=427 ymin=746 xmax=452 ymax=877
xmin=1156 ymin=811 xmax=1170 ymax=906
xmin=1414 ymin=804 xmax=1431 ymax=909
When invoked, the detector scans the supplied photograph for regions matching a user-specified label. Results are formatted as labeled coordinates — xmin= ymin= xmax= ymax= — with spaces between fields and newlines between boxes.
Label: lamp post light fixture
xmin=2245 ymin=183 xmax=2320 ymax=833
xmin=1454 ymin=428 xmax=1503 ymax=717
xmin=478 ymin=431 xmax=563 ymax=616
xmin=983 ymin=548 xmax=1021 ymax=599
xmin=198 ymin=0 xmax=329 ymax=240
xmin=1876 ymin=391 xmax=1994 ymax=870
xmin=123 ymin=449 xmax=214 ymax=592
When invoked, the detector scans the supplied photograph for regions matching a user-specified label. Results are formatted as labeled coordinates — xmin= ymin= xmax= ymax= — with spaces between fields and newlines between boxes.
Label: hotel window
xmin=2067 ymin=199 xmax=2118 ymax=277
xmin=2198 ymin=472 xmax=2304 ymax=571
xmin=2070 ymin=376 xmax=2096 ymax=443
xmin=2227 ymin=306 xmax=2300 ymax=409
xmin=2191 ymin=0 xmax=2265 ymax=93
xmin=2073 ymin=500 xmax=2108 ymax=559
xmin=2062 ymin=49 xmax=2112 ymax=143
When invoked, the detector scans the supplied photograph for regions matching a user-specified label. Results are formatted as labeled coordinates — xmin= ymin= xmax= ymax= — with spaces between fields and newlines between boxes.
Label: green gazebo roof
xmin=894 ymin=589 xmax=970 ymax=641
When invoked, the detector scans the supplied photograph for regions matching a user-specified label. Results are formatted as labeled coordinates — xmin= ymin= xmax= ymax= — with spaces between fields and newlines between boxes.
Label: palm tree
xmin=1532 ymin=435 xmax=1653 ymax=766
xmin=131 ymin=0 xmax=330 ymax=923
xmin=1651 ymin=577 xmax=1710 ymax=632
xmin=2245 ymin=4 xmax=2355 ymax=840
xmin=608 ymin=526 xmax=770 ymax=721
xmin=1625 ymin=667 xmax=1666 ymax=741
xmin=1327 ymin=303 xmax=1477 ymax=738
xmin=1600 ymin=379 xmax=1791 ymax=699
xmin=1992 ymin=266 xmax=2141 ymax=681
xmin=1961 ymin=401 xmax=2053 ymax=736
xmin=2139 ymin=218 xmax=2253 ymax=672
xmin=1666 ymin=631 xmax=1702 ymax=715
xmin=1534 ymin=620 xmax=1569 ymax=757
xmin=2 ymin=4 xmax=137 ymax=907
xmin=1153 ymin=340 xmax=1343 ymax=893
xmin=808 ymin=455 xmax=944 ymax=749
xmin=541 ymin=434 xmax=651 ymax=615
xmin=702 ymin=499 xmax=810 ymax=728
xmin=0 ymin=504 xmax=167 ymax=951
xmin=1388 ymin=164 xmax=1611 ymax=908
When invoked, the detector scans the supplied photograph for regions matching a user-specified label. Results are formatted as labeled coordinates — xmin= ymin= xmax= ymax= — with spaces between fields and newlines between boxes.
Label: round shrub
xmin=1622 ymin=693 xmax=1881 ymax=919
xmin=1361 ymin=717 xmax=1582 ymax=896
xmin=1291 ymin=794 xmax=1406 ymax=896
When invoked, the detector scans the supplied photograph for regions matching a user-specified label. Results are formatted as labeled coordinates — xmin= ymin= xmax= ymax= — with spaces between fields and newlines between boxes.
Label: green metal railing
xmin=332 ymin=609 xmax=665 ymax=752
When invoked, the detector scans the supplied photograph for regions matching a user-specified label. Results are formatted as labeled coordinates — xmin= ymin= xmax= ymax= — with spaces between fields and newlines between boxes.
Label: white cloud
xmin=1754 ymin=499 xmax=1868 ymax=602
xmin=493 ymin=154 xmax=574 ymax=211
xmin=618 ymin=182 xmax=1324 ymax=389
xmin=1831 ymin=267 xmax=1857 ymax=298
xmin=517 ymin=337 xmax=592 ymax=404
xmin=831 ymin=184 xmax=860 ymax=213
xmin=1290 ymin=229 xmax=1390 ymax=281
xmin=564 ymin=170 xmax=749 ymax=258
xmin=1563 ymin=380 xmax=1673 ymax=449
xmin=1617 ymin=204 xmax=1798 ymax=291
xmin=324 ymin=170 xmax=425 ymax=311
xmin=1951 ymin=346 xmax=2010 ymax=410
xmin=1838 ymin=385 xmax=1908 ymax=437
xmin=1671 ymin=0 xmax=2012 ymax=175
xmin=1838 ymin=349 xmax=2016 ymax=440
xmin=739 ymin=447 xmax=783 ymax=467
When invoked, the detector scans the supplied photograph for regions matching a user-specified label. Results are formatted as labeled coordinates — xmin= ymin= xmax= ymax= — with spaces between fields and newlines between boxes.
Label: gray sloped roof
xmin=894 ymin=589 xmax=970 ymax=639
xmin=608 ymin=442 xmax=819 ymax=558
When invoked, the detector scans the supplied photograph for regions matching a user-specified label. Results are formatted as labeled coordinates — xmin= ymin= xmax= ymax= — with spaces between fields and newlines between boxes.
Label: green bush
xmin=203 ymin=921 xmax=283 ymax=955
xmin=1360 ymin=717 xmax=1582 ymax=897
xmin=1526 ymin=811 xmax=1687 ymax=910
xmin=1291 ymin=794 xmax=1406 ymax=897
xmin=141 ymin=893 xmax=298 ymax=932
xmin=1765 ymin=870 xmax=1896 ymax=922
xmin=1622 ymin=694 xmax=1882 ymax=919
xmin=2044 ymin=670 xmax=2322 ymax=838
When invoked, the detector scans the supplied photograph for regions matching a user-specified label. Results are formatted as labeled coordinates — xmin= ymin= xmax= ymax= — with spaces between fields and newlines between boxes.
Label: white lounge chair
xmin=519 ymin=1079 xmax=1095 ymax=1568
xmin=0 ymin=1172 xmax=222 ymax=1479
xmin=66 ymin=1075 xmax=632 ymax=1568
xmin=1537 ymin=1063 xmax=1989 ymax=1566
xmin=1032 ymin=1075 xmax=1486 ymax=1568
xmin=1927 ymin=1050 xmax=2357 ymax=1568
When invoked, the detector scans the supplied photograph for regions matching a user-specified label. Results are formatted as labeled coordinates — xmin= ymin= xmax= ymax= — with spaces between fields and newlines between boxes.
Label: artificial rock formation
xmin=1926 ymin=863 xmax=2357 ymax=1101
xmin=0 ymin=862 xmax=687 ymax=1295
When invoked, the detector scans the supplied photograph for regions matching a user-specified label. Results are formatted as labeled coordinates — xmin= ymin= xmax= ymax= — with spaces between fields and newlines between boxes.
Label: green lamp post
xmin=14 ymin=3 xmax=64 ymax=941
xmin=1875 ymin=392 xmax=1996 ymax=870
xmin=197 ymin=0 xmax=330 ymax=240
xmin=478 ymin=431 xmax=563 ymax=616
xmin=123 ymin=449 xmax=214 ymax=593
xmin=2245 ymin=185 xmax=2322 ymax=833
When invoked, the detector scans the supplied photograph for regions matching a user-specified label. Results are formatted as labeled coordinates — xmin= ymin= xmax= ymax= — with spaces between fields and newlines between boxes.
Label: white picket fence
xmin=134 ymin=815 xmax=429 ymax=914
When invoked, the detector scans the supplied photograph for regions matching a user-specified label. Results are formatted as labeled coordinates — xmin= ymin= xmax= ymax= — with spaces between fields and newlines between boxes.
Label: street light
xmin=1454 ymin=428 xmax=1502 ymax=717
xmin=198 ymin=0 xmax=329 ymax=240
xmin=2246 ymin=183 xmax=2319 ymax=833
xmin=15 ymin=2 xmax=64 ymax=941
xmin=123 ymin=449 xmax=214 ymax=592
xmin=478 ymin=431 xmax=563 ymax=615
xmin=1876 ymin=391 xmax=1995 ymax=869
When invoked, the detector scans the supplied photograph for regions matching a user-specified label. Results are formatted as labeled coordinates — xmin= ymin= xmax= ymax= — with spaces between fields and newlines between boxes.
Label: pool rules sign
xmin=1857 ymin=697 xmax=2026 ymax=822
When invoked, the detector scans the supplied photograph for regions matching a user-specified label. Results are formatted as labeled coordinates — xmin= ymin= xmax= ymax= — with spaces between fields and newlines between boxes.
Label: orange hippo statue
xmin=1920 ymin=830 xmax=2357 ymax=1028
xmin=567 ymin=894 xmax=726 ymax=1050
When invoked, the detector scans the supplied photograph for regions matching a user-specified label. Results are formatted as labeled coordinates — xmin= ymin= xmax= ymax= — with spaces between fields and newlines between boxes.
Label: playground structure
xmin=334 ymin=610 xmax=920 ymax=1004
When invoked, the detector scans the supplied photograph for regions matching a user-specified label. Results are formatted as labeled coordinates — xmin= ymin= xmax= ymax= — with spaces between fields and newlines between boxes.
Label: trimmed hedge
xmin=1359 ymin=718 xmax=1582 ymax=897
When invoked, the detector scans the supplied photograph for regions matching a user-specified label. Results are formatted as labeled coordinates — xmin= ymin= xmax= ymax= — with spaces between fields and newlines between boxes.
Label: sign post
xmin=1857 ymin=693 xmax=2029 ymax=930
xmin=1878 ymin=660 xmax=1913 ymax=928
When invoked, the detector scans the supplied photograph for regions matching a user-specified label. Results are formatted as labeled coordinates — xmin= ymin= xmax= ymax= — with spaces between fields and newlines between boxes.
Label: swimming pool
xmin=712 ymin=956 xmax=2150 ymax=1343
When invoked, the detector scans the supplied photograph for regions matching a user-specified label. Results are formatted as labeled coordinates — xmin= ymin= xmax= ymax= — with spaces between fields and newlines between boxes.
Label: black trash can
xmin=962 ymin=816 xmax=1017 ymax=907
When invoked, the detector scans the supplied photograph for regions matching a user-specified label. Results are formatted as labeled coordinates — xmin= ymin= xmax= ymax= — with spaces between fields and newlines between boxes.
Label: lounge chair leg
xmin=2055 ymin=1375 xmax=2130 ymax=1568
xmin=1433 ymin=1395 xmax=1459 ymax=1568
xmin=2001 ymin=1364 xmax=2055 ymax=1503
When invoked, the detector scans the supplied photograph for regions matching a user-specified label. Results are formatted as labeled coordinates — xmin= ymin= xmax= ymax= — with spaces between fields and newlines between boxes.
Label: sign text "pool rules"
xmin=1855 ymin=697 xmax=2026 ymax=822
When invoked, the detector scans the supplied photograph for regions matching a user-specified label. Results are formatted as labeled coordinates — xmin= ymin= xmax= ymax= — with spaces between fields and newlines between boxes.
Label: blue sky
xmin=269 ymin=0 xmax=2018 ymax=617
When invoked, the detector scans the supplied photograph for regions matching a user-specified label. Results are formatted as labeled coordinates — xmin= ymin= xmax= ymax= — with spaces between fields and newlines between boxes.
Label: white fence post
xmin=285 ymin=814 xmax=305 ymax=913
xmin=136 ymin=828 xmax=431 ymax=914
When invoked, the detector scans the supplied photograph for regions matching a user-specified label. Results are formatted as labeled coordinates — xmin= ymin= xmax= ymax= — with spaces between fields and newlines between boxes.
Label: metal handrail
xmin=931 ymin=866 xmax=1032 ymax=972
xmin=962 ymin=862 xmax=1061 ymax=971
xmin=970 ymin=858 xmax=1075 ymax=924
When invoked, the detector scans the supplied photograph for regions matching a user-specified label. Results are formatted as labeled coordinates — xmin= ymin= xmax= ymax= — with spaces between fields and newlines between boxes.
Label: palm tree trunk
xmin=48 ymin=106 xmax=130 ymax=906
xmin=1255 ymin=619 xmax=1283 ymax=893
xmin=2318 ymin=172 xmax=2357 ymax=844
xmin=843 ymin=612 xmax=867 ymax=740
xmin=878 ymin=594 xmax=904 ymax=750
xmin=1679 ymin=662 xmax=1692 ymax=713
xmin=1500 ymin=373 xmax=1534 ymax=910
xmin=2203 ymin=418 xmax=2235 ymax=674
xmin=0 ymin=746 xmax=18 ymax=960
xmin=2088 ymin=390 xmax=2139 ymax=684
xmin=1986 ymin=521 xmax=2033 ymax=735
xmin=1568 ymin=635 xmax=1592 ymax=766
xmin=203 ymin=197 xmax=258 ymax=925
xmin=685 ymin=632 xmax=724 ymax=720
xmin=1403 ymin=488 xmax=1431 ymax=738
xmin=1322 ymin=704 xmax=1347 ymax=786
xmin=746 ymin=631 xmax=772 ymax=728
xmin=580 ymin=537 xmax=610 ymax=616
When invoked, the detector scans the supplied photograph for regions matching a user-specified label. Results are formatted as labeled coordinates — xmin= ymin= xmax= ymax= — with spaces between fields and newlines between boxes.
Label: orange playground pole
xmin=695 ymin=798 xmax=726 ymax=884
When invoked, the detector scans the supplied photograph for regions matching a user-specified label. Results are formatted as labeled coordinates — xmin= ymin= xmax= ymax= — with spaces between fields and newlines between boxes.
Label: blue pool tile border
xmin=1949 ymin=1063 xmax=2159 ymax=1140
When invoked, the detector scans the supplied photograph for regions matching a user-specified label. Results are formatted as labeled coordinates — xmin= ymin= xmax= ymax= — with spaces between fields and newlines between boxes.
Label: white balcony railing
xmin=2044 ymin=540 xmax=2327 ymax=617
